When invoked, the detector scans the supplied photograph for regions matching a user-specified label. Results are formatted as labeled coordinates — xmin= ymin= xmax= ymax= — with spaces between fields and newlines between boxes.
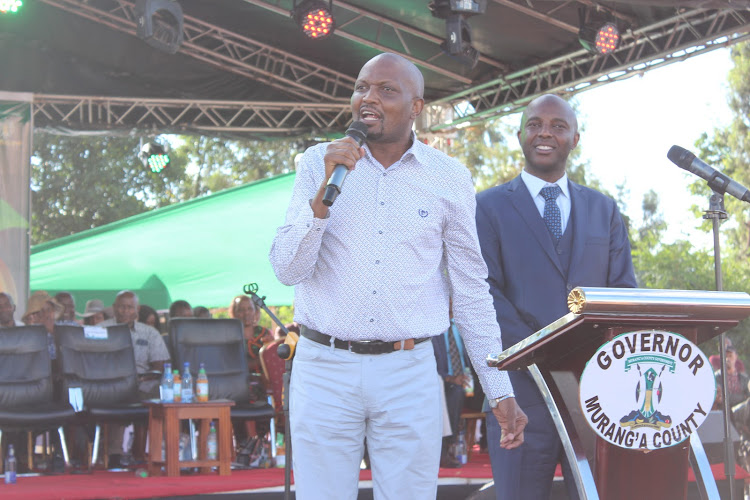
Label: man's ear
xmin=411 ymin=98 xmax=424 ymax=119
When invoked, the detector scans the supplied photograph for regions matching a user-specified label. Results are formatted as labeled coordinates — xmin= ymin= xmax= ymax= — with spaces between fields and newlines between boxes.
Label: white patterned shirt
xmin=269 ymin=135 xmax=512 ymax=399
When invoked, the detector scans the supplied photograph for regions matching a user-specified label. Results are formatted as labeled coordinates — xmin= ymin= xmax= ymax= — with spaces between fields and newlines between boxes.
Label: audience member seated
xmin=193 ymin=306 xmax=211 ymax=318
xmin=100 ymin=290 xmax=171 ymax=467
xmin=0 ymin=292 xmax=23 ymax=328
xmin=710 ymin=337 xmax=746 ymax=374
xmin=169 ymin=299 xmax=192 ymax=319
xmin=54 ymin=291 xmax=81 ymax=326
xmin=230 ymin=295 xmax=266 ymax=374
xmin=78 ymin=299 xmax=107 ymax=326
xmin=138 ymin=304 xmax=161 ymax=333
xmin=23 ymin=291 xmax=64 ymax=376
xmin=20 ymin=291 xmax=67 ymax=471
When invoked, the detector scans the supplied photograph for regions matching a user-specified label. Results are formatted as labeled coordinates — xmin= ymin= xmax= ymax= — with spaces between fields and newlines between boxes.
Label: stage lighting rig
xmin=0 ymin=0 xmax=23 ymax=14
xmin=140 ymin=142 xmax=170 ymax=173
xmin=578 ymin=7 xmax=621 ymax=55
xmin=135 ymin=0 xmax=184 ymax=54
xmin=292 ymin=0 xmax=335 ymax=40
xmin=429 ymin=0 xmax=487 ymax=68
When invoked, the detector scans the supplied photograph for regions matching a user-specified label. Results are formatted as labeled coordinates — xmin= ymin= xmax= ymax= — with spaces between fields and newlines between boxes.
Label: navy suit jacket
xmin=476 ymin=175 xmax=636 ymax=407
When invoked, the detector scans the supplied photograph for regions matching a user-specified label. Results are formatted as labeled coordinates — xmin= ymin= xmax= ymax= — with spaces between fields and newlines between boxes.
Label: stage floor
xmin=0 ymin=452 xmax=494 ymax=500
xmin=0 ymin=451 xmax=747 ymax=500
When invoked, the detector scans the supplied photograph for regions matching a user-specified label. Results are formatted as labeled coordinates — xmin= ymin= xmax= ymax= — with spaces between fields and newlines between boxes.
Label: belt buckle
xmin=352 ymin=340 xmax=380 ymax=355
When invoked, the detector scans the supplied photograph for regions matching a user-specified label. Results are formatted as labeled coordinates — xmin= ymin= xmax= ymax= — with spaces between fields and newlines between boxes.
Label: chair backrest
xmin=56 ymin=324 xmax=140 ymax=407
xmin=259 ymin=340 xmax=285 ymax=413
xmin=169 ymin=318 xmax=251 ymax=402
xmin=0 ymin=325 xmax=54 ymax=408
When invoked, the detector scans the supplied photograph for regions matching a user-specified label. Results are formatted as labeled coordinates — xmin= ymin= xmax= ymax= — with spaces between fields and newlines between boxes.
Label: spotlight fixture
xmin=0 ymin=0 xmax=22 ymax=14
xmin=135 ymin=0 xmax=184 ymax=54
xmin=578 ymin=8 xmax=621 ymax=55
xmin=291 ymin=0 xmax=335 ymax=40
xmin=429 ymin=0 xmax=486 ymax=68
xmin=140 ymin=142 xmax=170 ymax=173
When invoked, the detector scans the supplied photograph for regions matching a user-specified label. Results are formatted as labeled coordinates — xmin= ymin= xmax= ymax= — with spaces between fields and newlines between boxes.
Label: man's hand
xmin=491 ymin=397 xmax=528 ymax=449
xmin=311 ymin=136 xmax=365 ymax=218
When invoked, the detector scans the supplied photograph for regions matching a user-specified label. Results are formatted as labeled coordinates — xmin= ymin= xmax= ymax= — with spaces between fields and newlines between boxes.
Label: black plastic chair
xmin=168 ymin=318 xmax=275 ymax=425
xmin=0 ymin=325 xmax=76 ymax=472
xmin=55 ymin=324 xmax=149 ymax=468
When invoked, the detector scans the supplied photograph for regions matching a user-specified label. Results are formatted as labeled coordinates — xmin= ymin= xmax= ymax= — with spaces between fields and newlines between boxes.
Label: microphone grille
xmin=347 ymin=120 xmax=369 ymax=142
xmin=667 ymin=145 xmax=692 ymax=167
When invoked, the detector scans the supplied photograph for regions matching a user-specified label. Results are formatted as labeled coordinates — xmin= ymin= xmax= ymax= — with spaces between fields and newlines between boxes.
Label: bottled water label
xmin=160 ymin=386 xmax=174 ymax=403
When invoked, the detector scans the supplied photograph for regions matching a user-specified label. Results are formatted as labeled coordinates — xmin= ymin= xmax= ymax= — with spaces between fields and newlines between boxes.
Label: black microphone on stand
xmin=322 ymin=121 xmax=369 ymax=207
xmin=667 ymin=145 xmax=750 ymax=203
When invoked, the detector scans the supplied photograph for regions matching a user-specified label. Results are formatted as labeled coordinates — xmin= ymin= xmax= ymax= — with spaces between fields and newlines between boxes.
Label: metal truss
xmin=244 ymin=0 xmax=508 ymax=83
xmin=39 ymin=0 xmax=355 ymax=103
xmin=30 ymin=94 xmax=351 ymax=135
xmin=429 ymin=7 xmax=750 ymax=132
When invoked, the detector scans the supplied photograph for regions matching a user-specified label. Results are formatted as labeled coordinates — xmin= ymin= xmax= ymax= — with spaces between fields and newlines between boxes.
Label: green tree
xmin=172 ymin=136 xmax=300 ymax=198
xmin=31 ymin=133 xmax=304 ymax=245
xmin=694 ymin=42 xmax=750 ymax=262
xmin=31 ymin=133 xmax=188 ymax=244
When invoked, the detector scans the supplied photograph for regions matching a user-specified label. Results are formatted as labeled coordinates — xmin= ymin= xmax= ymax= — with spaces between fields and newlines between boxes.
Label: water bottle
xmin=196 ymin=363 xmax=209 ymax=403
xmin=181 ymin=362 xmax=193 ymax=403
xmin=172 ymin=369 xmax=182 ymax=403
xmin=456 ymin=430 xmax=468 ymax=465
xmin=463 ymin=367 xmax=474 ymax=397
xmin=207 ymin=421 xmax=218 ymax=460
xmin=4 ymin=443 xmax=17 ymax=484
xmin=160 ymin=362 xmax=174 ymax=403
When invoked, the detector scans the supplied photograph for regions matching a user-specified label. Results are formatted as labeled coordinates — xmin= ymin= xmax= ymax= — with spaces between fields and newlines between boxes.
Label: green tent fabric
xmin=30 ymin=173 xmax=296 ymax=311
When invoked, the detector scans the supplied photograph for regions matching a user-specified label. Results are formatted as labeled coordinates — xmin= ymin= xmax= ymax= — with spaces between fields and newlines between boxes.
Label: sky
xmin=495 ymin=46 xmax=736 ymax=249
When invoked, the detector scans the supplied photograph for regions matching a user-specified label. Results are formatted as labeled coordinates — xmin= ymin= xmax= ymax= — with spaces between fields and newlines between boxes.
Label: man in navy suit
xmin=475 ymin=94 xmax=636 ymax=499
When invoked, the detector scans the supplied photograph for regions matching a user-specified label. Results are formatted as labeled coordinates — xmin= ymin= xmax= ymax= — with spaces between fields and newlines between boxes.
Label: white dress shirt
xmin=521 ymin=169 xmax=571 ymax=235
xmin=269 ymin=135 xmax=513 ymax=398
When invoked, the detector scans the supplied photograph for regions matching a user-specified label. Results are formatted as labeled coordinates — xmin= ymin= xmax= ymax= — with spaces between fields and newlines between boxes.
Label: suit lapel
xmin=508 ymin=176 xmax=564 ymax=276
xmin=568 ymin=180 xmax=589 ymax=277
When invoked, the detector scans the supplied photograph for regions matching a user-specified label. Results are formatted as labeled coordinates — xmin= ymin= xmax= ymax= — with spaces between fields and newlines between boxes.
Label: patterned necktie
xmin=447 ymin=329 xmax=463 ymax=376
xmin=540 ymin=185 xmax=562 ymax=240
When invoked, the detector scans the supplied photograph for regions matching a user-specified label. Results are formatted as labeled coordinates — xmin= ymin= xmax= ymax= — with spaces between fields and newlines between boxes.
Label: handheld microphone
xmin=322 ymin=121 xmax=369 ymax=207
xmin=667 ymin=145 xmax=750 ymax=204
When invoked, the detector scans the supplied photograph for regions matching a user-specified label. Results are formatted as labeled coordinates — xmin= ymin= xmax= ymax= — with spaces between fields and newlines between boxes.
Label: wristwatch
xmin=488 ymin=393 xmax=515 ymax=408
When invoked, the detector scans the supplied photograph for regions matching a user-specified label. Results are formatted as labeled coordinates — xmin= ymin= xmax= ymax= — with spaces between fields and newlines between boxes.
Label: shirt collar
xmin=361 ymin=131 xmax=426 ymax=166
xmin=521 ymin=169 xmax=569 ymax=200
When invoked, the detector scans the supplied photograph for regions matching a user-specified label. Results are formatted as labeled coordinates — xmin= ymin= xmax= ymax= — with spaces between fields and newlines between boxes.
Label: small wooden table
xmin=145 ymin=399 xmax=235 ymax=477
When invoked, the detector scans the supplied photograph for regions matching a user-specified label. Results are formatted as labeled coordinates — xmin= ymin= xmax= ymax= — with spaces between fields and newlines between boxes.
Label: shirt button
xmin=380 ymin=201 xmax=385 ymax=206
xmin=378 ymin=230 xmax=383 ymax=234
xmin=375 ymin=260 xmax=380 ymax=264
xmin=382 ymin=172 xmax=387 ymax=177
xmin=369 ymin=318 xmax=374 ymax=323
xmin=372 ymin=290 xmax=377 ymax=294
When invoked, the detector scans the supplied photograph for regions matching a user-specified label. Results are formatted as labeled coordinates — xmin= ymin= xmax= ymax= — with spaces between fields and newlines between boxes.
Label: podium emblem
xmin=579 ymin=330 xmax=715 ymax=450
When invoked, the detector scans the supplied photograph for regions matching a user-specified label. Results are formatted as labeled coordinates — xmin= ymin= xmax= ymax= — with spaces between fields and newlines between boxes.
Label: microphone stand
xmin=243 ymin=284 xmax=293 ymax=500
xmin=703 ymin=190 xmax=735 ymax=498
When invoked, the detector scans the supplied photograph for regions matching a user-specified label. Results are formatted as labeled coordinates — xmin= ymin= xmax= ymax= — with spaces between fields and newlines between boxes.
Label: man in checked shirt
xmin=269 ymin=52 xmax=527 ymax=500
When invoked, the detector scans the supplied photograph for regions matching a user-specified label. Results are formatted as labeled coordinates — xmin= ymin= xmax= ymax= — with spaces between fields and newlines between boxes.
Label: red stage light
xmin=595 ymin=23 xmax=620 ymax=54
xmin=292 ymin=0 xmax=335 ymax=40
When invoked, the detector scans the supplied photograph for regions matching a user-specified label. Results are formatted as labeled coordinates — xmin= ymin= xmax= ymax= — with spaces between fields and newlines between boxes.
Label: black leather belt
xmin=300 ymin=326 xmax=430 ymax=355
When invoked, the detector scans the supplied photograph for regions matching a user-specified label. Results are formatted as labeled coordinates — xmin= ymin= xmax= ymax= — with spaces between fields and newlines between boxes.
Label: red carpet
xmin=0 ymin=452 xmax=745 ymax=500
xmin=0 ymin=455 xmax=494 ymax=500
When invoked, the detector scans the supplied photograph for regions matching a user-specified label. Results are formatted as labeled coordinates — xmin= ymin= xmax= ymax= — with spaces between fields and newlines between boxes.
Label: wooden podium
xmin=489 ymin=288 xmax=750 ymax=500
